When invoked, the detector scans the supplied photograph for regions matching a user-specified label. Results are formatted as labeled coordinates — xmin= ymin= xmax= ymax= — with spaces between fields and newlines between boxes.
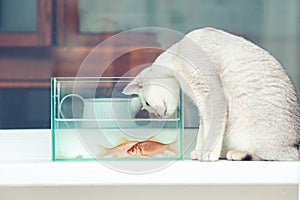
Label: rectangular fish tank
xmin=51 ymin=77 xmax=183 ymax=161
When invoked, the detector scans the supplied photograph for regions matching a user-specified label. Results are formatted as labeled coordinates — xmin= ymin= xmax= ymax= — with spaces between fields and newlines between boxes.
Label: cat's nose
xmin=153 ymin=105 xmax=167 ymax=118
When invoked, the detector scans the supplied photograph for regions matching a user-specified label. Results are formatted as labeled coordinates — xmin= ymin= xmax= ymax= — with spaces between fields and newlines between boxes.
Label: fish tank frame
xmin=51 ymin=77 xmax=183 ymax=161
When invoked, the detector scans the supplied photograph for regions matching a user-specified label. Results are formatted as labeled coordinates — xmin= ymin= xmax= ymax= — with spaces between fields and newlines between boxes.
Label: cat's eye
xmin=145 ymin=101 xmax=150 ymax=106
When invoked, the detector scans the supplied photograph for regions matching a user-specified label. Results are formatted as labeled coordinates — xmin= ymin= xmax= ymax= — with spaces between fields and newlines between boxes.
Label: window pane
xmin=0 ymin=0 xmax=37 ymax=32
xmin=78 ymin=0 xmax=261 ymax=42
xmin=78 ymin=0 xmax=300 ymax=90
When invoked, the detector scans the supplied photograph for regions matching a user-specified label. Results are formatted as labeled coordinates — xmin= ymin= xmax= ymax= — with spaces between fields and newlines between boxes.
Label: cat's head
xmin=122 ymin=68 xmax=179 ymax=118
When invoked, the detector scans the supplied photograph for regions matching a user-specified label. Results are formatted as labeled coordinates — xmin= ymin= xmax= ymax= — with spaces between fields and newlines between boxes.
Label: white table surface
xmin=0 ymin=129 xmax=299 ymax=187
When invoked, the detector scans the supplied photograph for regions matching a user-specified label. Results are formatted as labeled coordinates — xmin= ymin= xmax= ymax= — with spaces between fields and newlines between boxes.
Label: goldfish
xmin=97 ymin=138 xmax=139 ymax=158
xmin=127 ymin=140 xmax=178 ymax=157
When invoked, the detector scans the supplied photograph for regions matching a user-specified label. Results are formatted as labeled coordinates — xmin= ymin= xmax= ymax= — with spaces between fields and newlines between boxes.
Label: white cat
xmin=123 ymin=27 xmax=300 ymax=161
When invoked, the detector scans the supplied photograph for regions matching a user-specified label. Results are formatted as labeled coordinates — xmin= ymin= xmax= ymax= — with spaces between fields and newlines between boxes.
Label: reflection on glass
xmin=0 ymin=0 xmax=37 ymax=32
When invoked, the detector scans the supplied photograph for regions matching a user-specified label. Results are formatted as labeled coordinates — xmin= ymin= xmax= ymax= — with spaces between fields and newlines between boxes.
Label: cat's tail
xmin=292 ymin=139 xmax=300 ymax=160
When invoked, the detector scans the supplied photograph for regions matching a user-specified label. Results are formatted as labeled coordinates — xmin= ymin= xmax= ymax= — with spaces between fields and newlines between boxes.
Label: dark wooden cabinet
xmin=56 ymin=0 xmax=160 ymax=46
xmin=0 ymin=0 xmax=161 ymax=88
xmin=0 ymin=0 xmax=52 ymax=46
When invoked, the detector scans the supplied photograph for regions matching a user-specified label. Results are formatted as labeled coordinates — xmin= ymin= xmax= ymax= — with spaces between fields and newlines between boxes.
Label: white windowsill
xmin=0 ymin=129 xmax=299 ymax=187
xmin=0 ymin=160 xmax=300 ymax=186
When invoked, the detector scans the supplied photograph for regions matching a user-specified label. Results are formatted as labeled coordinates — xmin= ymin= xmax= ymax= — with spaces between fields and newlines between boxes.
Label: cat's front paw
xmin=190 ymin=150 xmax=199 ymax=160
xmin=226 ymin=150 xmax=262 ymax=161
xmin=190 ymin=149 xmax=220 ymax=161
xmin=200 ymin=150 xmax=220 ymax=161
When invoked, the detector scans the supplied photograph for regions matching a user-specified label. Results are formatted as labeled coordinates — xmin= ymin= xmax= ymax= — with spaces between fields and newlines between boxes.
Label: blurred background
xmin=0 ymin=0 xmax=299 ymax=129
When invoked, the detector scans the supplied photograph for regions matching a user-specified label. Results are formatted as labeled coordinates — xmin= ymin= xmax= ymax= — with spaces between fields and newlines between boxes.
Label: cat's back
xmin=186 ymin=27 xmax=272 ymax=65
xmin=186 ymin=27 xmax=300 ymax=145
xmin=186 ymin=27 xmax=296 ymax=100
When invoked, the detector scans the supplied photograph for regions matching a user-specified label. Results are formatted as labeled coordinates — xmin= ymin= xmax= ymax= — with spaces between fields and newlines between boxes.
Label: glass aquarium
xmin=51 ymin=77 xmax=183 ymax=161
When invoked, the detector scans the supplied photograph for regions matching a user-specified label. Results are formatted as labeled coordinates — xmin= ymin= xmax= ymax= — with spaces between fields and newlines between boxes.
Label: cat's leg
xmin=201 ymin=94 xmax=227 ymax=161
xmin=190 ymin=92 xmax=227 ymax=161
xmin=226 ymin=150 xmax=262 ymax=161
xmin=190 ymin=118 xmax=204 ymax=160
xmin=201 ymin=130 xmax=224 ymax=161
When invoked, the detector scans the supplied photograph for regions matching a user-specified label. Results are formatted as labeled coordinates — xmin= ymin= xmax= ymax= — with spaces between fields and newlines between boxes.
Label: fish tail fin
xmin=97 ymin=144 xmax=108 ymax=157
xmin=168 ymin=141 xmax=178 ymax=153
xmin=148 ymin=136 xmax=161 ymax=142
xmin=115 ymin=137 xmax=129 ymax=146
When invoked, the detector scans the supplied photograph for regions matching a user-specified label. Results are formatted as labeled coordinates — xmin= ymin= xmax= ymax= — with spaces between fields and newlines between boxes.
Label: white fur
xmin=123 ymin=68 xmax=180 ymax=118
xmin=123 ymin=27 xmax=300 ymax=161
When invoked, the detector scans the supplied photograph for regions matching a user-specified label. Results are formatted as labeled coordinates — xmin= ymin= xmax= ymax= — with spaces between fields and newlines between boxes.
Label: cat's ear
xmin=122 ymin=80 xmax=143 ymax=95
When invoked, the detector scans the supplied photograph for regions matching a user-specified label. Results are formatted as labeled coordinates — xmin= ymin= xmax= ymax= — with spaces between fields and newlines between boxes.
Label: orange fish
xmin=127 ymin=140 xmax=178 ymax=157
xmin=97 ymin=138 xmax=139 ymax=158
